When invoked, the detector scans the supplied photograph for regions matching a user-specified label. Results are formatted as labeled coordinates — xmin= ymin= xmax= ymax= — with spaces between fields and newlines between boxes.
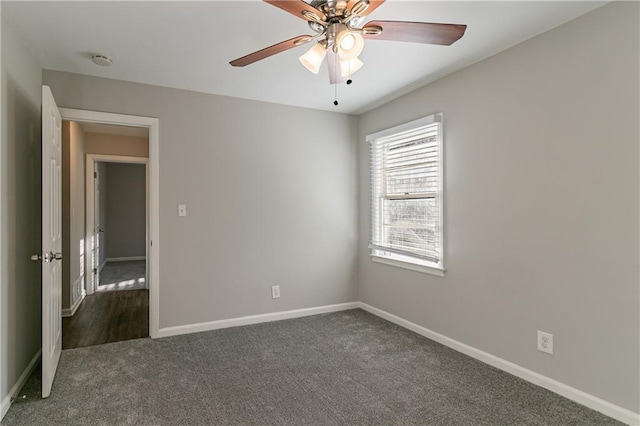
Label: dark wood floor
xmin=62 ymin=289 xmax=149 ymax=350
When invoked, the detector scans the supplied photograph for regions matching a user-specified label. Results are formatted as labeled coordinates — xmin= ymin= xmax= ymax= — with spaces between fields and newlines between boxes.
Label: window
xmin=368 ymin=114 xmax=444 ymax=275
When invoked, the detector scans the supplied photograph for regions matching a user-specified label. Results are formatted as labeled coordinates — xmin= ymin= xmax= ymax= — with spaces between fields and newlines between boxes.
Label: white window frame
xmin=367 ymin=113 xmax=445 ymax=277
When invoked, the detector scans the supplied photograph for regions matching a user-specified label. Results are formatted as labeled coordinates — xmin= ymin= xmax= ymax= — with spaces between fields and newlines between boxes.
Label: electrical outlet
xmin=537 ymin=331 xmax=553 ymax=355
xmin=271 ymin=285 xmax=280 ymax=299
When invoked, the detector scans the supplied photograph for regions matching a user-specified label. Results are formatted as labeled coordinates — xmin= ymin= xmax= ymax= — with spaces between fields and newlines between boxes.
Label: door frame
xmin=59 ymin=108 xmax=160 ymax=338
xmin=86 ymin=154 xmax=149 ymax=294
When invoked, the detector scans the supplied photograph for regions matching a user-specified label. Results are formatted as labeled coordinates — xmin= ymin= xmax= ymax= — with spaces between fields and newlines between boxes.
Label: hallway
xmin=63 ymin=260 xmax=149 ymax=349
xmin=97 ymin=260 xmax=146 ymax=292
xmin=62 ymin=289 xmax=149 ymax=349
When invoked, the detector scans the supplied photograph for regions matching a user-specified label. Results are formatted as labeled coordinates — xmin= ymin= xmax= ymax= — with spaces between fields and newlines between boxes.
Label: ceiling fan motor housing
xmin=310 ymin=0 xmax=350 ymax=19
xmin=308 ymin=0 xmax=366 ymax=33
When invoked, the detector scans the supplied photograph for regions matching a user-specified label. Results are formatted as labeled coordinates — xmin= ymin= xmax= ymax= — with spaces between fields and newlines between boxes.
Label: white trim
xmin=106 ymin=256 xmax=146 ymax=263
xmin=365 ymin=114 xmax=442 ymax=142
xmin=85 ymin=154 xmax=146 ymax=164
xmin=99 ymin=258 xmax=107 ymax=272
xmin=59 ymin=109 xmax=154 ymax=128
xmin=0 ymin=7 xmax=3 ymax=420
xmin=148 ymin=121 xmax=160 ymax=337
xmin=371 ymin=254 xmax=445 ymax=277
xmin=358 ymin=302 xmax=640 ymax=426
xmin=0 ymin=350 xmax=41 ymax=420
xmin=60 ymin=108 xmax=160 ymax=339
xmin=157 ymin=302 xmax=360 ymax=338
xmin=62 ymin=289 xmax=85 ymax=318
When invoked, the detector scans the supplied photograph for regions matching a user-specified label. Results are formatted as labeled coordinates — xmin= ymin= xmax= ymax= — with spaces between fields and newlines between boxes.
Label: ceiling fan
xmin=230 ymin=0 xmax=467 ymax=85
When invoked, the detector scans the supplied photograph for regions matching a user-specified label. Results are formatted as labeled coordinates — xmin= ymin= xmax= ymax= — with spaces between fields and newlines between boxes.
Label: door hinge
xmin=94 ymin=171 xmax=97 ymax=178
xmin=93 ymin=268 xmax=97 ymax=274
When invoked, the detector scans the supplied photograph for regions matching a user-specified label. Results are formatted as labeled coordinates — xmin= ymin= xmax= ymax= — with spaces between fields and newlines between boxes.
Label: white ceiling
xmin=3 ymin=1 xmax=607 ymax=114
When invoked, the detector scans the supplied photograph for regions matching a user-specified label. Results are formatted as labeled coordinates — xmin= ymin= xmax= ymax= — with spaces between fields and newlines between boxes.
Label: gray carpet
xmin=98 ymin=260 xmax=146 ymax=292
xmin=2 ymin=310 xmax=621 ymax=425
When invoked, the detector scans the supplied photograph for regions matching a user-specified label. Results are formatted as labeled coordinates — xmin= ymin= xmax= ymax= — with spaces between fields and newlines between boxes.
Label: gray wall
xmin=1 ymin=16 xmax=42 ymax=407
xmin=358 ymin=2 xmax=639 ymax=412
xmin=61 ymin=121 xmax=85 ymax=310
xmin=85 ymin=133 xmax=148 ymax=158
xmin=42 ymin=71 xmax=359 ymax=329
xmin=105 ymin=163 xmax=146 ymax=259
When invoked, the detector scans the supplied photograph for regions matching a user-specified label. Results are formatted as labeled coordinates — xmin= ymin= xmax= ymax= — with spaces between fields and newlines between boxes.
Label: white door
xmin=40 ymin=86 xmax=63 ymax=398
xmin=85 ymin=161 xmax=100 ymax=295
xmin=94 ymin=163 xmax=101 ymax=289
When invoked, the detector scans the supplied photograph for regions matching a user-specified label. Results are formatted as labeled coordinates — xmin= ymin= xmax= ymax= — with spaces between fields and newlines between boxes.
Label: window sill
xmin=371 ymin=254 xmax=445 ymax=277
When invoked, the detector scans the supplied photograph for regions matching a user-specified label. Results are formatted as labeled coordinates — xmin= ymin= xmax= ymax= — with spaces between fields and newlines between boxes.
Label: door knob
xmin=30 ymin=252 xmax=62 ymax=262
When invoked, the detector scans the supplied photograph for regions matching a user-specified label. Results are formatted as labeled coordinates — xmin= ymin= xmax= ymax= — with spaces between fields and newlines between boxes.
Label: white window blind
xmin=369 ymin=114 xmax=443 ymax=268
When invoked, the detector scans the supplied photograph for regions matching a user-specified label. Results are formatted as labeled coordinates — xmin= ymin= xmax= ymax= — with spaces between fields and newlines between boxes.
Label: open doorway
xmin=32 ymin=99 xmax=159 ymax=398
xmin=60 ymin=121 xmax=150 ymax=349
xmin=93 ymin=161 xmax=148 ymax=293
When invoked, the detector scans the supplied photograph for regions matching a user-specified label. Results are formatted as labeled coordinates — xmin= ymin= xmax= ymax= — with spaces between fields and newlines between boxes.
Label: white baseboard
xmin=106 ymin=256 xmax=146 ymax=263
xmin=0 ymin=349 xmax=41 ymax=421
xmin=99 ymin=259 xmax=107 ymax=272
xmin=62 ymin=289 xmax=85 ymax=318
xmin=358 ymin=302 xmax=639 ymax=426
xmin=157 ymin=302 xmax=360 ymax=338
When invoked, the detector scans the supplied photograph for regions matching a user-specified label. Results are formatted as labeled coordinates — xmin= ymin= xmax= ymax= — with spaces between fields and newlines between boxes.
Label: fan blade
xmin=264 ymin=0 xmax=326 ymax=22
xmin=347 ymin=0 xmax=385 ymax=17
xmin=327 ymin=50 xmax=347 ymax=85
xmin=363 ymin=20 xmax=466 ymax=46
xmin=230 ymin=35 xmax=313 ymax=67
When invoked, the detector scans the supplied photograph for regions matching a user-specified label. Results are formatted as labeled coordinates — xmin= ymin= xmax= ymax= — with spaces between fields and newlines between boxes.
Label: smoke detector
xmin=91 ymin=54 xmax=112 ymax=66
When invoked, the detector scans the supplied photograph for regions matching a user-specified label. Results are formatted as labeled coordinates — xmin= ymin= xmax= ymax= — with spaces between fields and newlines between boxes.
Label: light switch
xmin=178 ymin=204 xmax=187 ymax=217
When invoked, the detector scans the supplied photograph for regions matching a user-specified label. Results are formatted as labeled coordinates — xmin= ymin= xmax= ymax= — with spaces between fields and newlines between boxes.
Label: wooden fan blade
xmin=230 ymin=35 xmax=312 ymax=67
xmin=264 ymin=0 xmax=325 ymax=21
xmin=363 ymin=20 xmax=466 ymax=46
xmin=347 ymin=0 xmax=385 ymax=17
xmin=327 ymin=50 xmax=347 ymax=85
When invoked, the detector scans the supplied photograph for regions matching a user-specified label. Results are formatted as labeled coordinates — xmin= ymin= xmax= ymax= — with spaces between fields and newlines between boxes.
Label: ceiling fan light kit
xmin=300 ymin=24 xmax=364 ymax=76
xmin=340 ymin=57 xmax=363 ymax=77
xmin=299 ymin=41 xmax=328 ymax=74
xmin=335 ymin=29 xmax=364 ymax=60
xmin=230 ymin=0 xmax=467 ymax=102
